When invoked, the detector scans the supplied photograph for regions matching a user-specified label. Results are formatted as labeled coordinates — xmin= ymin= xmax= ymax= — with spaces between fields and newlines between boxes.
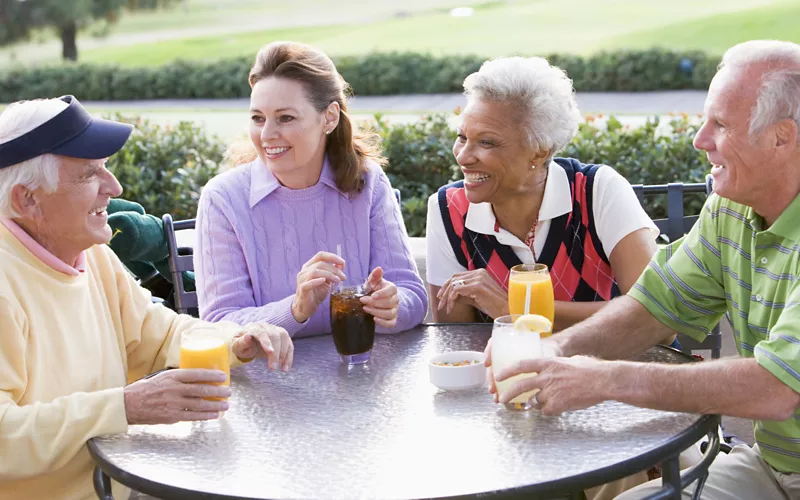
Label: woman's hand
xmin=232 ymin=323 xmax=294 ymax=371
xmin=360 ymin=267 xmax=400 ymax=329
xmin=437 ymin=269 xmax=508 ymax=319
xmin=292 ymin=251 xmax=346 ymax=323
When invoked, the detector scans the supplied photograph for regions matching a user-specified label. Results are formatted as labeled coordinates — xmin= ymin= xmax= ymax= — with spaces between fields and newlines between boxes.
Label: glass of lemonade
xmin=491 ymin=314 xmax=549 ymax=411
xmin=508 ymin=264 xmax=554 ymax=336
xmin=179 ymin=326 xmax=230 ymax=401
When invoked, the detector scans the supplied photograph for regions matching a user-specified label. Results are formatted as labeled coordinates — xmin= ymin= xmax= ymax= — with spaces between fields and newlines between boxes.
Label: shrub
xmin=563 ymin=114 xmax=708 ymax=219
xmin=106 ymin=114 xmax=224 ymax=220
xmin=100 ymin=112 xmax=708 ymax=237
xmin=0 ymin=50 xmax=720 ymax=102
xmin=375 ymin=113 xmax=460 ymax=200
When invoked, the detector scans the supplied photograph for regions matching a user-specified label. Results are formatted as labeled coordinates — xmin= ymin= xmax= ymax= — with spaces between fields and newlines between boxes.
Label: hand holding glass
xmin=491 ymin=314 xmax=549 ymax=411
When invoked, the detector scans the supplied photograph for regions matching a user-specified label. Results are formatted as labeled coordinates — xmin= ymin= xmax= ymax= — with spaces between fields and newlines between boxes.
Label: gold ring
xmin=454 ymin=279 xmax=466 ymax=287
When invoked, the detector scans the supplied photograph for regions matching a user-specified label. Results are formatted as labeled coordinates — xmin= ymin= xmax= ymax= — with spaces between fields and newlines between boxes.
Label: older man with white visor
xmin=0 ymin=96 xmax=293 ymax=500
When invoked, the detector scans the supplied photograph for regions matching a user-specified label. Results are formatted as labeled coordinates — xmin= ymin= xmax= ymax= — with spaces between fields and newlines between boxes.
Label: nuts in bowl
xmin=428 ymin=351 xmax=486 ymax=391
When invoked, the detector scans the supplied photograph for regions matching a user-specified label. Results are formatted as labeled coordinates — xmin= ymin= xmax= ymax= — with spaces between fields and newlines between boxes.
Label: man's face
xmin=30 ymin=156 xmax=123 ymax=255
xmin=693 ymin=65 xmax=782 ymax=207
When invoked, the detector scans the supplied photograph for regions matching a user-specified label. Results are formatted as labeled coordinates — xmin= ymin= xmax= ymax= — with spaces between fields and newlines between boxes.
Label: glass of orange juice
xmin=179 ymin=326 xmax=230 ymax=401
xmin=508 ymin=264 xmax=555 ymax=336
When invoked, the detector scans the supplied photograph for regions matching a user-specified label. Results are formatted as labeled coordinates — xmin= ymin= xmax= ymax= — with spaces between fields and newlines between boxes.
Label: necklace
xmin=523 ymin=218 xmax=538 ymax=261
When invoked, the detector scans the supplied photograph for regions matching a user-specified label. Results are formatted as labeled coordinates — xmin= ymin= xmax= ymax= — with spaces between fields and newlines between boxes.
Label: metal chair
xmin=631 ymin=176 xmax=722 ymax=359
xmin=162 ymin=214 xmax=198 ymax=316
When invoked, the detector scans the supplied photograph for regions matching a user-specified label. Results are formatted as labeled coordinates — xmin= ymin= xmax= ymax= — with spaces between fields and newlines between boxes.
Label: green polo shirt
xmin=629 ymin=192 xmax=800 ymax=473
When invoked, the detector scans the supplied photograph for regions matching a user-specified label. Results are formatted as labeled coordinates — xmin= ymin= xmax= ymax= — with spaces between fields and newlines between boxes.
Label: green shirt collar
xmin=758 ymin=193 xmax=800 ymax=241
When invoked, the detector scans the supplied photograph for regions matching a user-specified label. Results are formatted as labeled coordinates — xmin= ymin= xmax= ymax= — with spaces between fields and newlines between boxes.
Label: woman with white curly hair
xmin=427 ymin=56 xmax=661 ymax=332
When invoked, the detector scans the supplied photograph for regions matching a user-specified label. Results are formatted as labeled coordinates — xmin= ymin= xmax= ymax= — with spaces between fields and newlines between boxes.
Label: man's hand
xmin=494 ymin=355 xmax=612 ymax=416
xmin=124 ymin=369 xmax=230 ymax=425
xmin=485 ymin=337 xmax=564 ymax=402
xmin=232 ymin=323 xmax=294 ymax=372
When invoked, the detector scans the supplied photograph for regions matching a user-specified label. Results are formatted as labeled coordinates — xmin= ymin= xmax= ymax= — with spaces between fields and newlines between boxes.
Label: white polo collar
xmin=464 ymin=161 xmax=572 ymax=238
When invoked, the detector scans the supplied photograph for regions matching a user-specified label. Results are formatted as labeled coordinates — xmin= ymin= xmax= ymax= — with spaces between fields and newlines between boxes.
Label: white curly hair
xmin=719 ymin=40 xmax=800 ymax=142
xmin=463 ymin=56 xmax=581 ymax=160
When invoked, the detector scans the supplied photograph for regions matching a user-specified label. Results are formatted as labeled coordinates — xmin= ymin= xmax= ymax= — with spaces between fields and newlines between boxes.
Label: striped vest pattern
xmin=438 ymin=157 xmax=620 ymax=305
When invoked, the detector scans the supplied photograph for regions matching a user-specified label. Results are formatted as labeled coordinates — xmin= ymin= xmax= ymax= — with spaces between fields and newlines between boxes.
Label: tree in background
xmin=0 ymin=0 xmax=181 ymax=61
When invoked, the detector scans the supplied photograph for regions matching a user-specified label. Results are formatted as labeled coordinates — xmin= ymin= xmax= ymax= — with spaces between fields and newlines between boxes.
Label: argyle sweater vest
xmin=438 ymin=157 xmax=620 ymax=312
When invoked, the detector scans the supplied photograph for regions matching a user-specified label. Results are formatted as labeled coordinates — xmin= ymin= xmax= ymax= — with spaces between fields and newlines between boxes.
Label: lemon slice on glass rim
xmin=513 ymin=314 xmax=552 ymax=334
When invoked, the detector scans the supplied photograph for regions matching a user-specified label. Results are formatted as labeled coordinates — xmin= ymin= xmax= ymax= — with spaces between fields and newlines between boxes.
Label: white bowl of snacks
xmin=428 ymin=350 xmax=486 ymax=391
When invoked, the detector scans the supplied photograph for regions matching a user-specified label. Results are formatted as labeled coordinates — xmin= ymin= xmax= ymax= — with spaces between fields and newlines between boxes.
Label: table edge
xmin=88 ymin=413 xmax=720 ymax=500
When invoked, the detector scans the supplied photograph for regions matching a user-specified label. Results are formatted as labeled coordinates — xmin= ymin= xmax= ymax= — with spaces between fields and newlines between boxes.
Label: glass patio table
xmin=90 ymin=323 xmax=719 ymax=500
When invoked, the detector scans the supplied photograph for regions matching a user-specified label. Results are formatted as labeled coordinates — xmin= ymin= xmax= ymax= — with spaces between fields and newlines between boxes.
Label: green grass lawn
xmin=0 ymin=0 xmax=486 ymax=66
xmin=102 ymin=0 xmax=293 ymax=34
xmin=71 ymin=0 xmax=798 ymax=66
xmin=103 ymin=0 xmax=478 ymax=35
xmin=600 ymin=1 xmax=800 ymax=54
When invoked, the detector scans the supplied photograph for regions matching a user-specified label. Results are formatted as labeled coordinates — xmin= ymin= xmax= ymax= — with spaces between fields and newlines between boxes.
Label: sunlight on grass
xmin=74 ymin=0 xmax=793 ymax=66
xmin=600 ymin=1 xmax=800 ymax=54
xmin=81 ymin=24 xmax=355 ymax=65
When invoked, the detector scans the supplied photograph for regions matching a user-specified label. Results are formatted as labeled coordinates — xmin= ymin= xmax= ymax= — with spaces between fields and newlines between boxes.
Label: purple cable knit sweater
xmin=194 ymin=157 xmax=428 ymax=338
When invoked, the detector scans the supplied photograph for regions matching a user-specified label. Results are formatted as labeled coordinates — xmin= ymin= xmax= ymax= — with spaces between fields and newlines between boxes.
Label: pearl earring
xmin=530 ymin=164 xmax=536 ymax=170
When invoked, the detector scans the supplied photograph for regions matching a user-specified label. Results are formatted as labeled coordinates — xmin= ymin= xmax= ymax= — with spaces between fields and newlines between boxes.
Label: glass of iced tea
xmin=329 ymin=278 xmax=375 ymax=365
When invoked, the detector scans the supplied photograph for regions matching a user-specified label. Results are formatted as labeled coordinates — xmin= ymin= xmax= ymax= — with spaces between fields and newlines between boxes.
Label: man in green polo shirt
xmin=490 ymin=39 xmax=800 ymax=499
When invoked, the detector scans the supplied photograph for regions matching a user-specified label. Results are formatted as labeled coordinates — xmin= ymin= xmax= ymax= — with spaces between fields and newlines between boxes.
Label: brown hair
xmin=225 ymin=41 xmax=385 ymax=193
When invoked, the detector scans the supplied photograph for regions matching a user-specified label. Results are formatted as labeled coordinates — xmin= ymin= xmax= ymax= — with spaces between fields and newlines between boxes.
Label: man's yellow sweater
xmin=0 ymin=224 xmax=241 ymax=500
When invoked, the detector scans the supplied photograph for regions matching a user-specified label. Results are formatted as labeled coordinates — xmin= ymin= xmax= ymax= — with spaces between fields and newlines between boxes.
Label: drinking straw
xmin=524 ymin=282 xmax=532 ymax=315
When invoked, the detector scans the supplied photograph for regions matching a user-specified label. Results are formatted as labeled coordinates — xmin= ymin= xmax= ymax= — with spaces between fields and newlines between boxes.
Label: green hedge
xmin=107 ymin=114 xmax=224 ymax=220
xmin=0 ymin=49 xmax=719 ymax=101
xmin=109 ymin=112 xmax=708 ymax=238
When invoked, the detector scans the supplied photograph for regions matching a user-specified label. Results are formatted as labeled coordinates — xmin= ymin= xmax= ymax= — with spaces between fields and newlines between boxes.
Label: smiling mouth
xmin=89 ymin=206 xmax=108 ymax=217
xmin=264 ymin=146 xmax=290 ymax=155
xmin=464 ymin=172 xmax=491 ymax=184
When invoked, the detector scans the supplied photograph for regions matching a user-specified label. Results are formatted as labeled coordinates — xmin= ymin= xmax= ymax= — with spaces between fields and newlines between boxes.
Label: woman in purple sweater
xmin=194 ymin=41 xmax=428 ymax=339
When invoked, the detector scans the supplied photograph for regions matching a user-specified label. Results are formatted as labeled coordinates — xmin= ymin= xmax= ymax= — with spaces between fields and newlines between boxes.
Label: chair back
xmin=633 ymin=175 xmax=722 ymax=358
xmin=162 ymin=214 xmax=198 ymax=315
xmin=630 ymin=182 xmax=707 ymax=243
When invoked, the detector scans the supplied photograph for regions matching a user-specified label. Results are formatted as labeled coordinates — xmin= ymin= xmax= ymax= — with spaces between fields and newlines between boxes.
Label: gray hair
xmin=0 ymin=99 xmax=65 ymax=218
xmin=463 ymin=56 xmax=581 ymax=160
xmin=720 ymin=40 xmax=800 ymax=142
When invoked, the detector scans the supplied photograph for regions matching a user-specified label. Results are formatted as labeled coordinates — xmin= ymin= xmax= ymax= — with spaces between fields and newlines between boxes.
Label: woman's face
xmin=453 ymin=98 xmax=544 ymax=204
xmin=249 ymin=77 xmax=338 ymax=186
